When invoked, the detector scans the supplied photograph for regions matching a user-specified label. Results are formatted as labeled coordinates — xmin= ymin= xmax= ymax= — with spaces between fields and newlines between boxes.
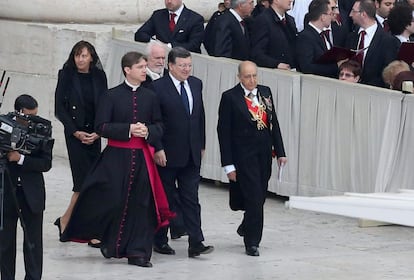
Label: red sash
xmin=245 ymin=97 xmax=268 ymax=127
xmin=108 ymin=137 xmax=175 ymax=229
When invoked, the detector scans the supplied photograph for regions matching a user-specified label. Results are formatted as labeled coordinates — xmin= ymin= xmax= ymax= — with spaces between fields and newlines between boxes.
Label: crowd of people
xmin=135 ymin=0 xmax=414 ymax=90
xmin=5 ymin=0 xmax=414 ymax=278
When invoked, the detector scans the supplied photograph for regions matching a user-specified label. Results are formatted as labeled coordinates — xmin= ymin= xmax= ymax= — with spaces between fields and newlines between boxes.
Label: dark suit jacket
xmin=217 ymin=84 xmax=286 ymax=168
xmin=296 ymin=25 xmax=339 ymax=78
xmin=152 ymin=75 xmax=205 ymax=168
xmin=54 ymin=67 xmax=108 ymax=136
xmin=134 ymin=6 xmax=204 ymax=53
xmin=7 ymin=144 xmax=53 ymax=213
xmin=213 ymin=11 xmax=250 ymax=60
xmin=332 ymin=22 xmax=348 ymax=47
xmin=346 ymin=26 xmax=399 ymax=87
xmin=203 ymin=9 xmax=228 ymax=55
xmin=250 ymin=8 xmax=297 ymax=68
xmin=338 ymin=0 xmax=355 ymax=32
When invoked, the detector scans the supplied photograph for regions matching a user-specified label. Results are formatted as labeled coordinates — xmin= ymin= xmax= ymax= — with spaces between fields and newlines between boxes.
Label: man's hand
xmin=277 ymin=63 xmax=291 ymax=70
xmin=7 ymin=151 xmax=21 ymax=162
xmin=227 ymin=171 xmax=237 ymax=182
xmin=154 ymin=150 xmax=167 ymax=167
xmin=130 ymin=122 xmax=149 ymax=138
xmin=277 ymin=157 xmax=287 ymax=167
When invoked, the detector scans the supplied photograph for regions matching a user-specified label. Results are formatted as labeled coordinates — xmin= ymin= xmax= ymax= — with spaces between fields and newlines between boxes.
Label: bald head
xmin=238 ymin=61 xmax=258 ymax=91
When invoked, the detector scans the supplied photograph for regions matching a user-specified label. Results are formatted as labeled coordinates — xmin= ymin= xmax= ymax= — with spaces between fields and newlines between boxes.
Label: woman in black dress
xmin=54 ymin=40 xmax=107 ymax=246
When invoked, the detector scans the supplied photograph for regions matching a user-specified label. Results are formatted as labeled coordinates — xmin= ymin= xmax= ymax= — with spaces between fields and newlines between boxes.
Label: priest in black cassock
xmin=61 ymin=52 xmax=174 ymax=268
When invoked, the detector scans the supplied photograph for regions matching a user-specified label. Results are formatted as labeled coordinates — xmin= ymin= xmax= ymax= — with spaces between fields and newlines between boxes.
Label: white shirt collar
xmin=125 ymin=79 xmax=140 ymax=91
xmin=309 ymin=22 xmax=323 ymax=34
xmin=170 ymin=4 xmax=184 ymax=18
xmin=396 ymin=34 xmax=410 ymax=43
xmin=169 ymin=72 xmax=187 ymax=88
xmin=240 ymin=83 xmax=257 ymax=96
xmin=229 ymin=8 xmax=243 ymax=22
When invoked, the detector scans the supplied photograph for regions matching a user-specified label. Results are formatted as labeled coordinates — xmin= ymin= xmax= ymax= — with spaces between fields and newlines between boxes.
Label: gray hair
xmin=230 ymin=0 xmax=249 ymax=9
xmin=145 ymin=40 xmax=168 ymax=57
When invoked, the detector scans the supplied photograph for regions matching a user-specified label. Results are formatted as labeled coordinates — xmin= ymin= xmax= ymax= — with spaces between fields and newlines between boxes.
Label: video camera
xmin=0 ymin=111 xmax=54 ymax=155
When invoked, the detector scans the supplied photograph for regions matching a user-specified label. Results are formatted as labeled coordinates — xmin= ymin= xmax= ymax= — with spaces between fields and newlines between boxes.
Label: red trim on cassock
xmin=108 ymin=137 xmax=176 ymax=230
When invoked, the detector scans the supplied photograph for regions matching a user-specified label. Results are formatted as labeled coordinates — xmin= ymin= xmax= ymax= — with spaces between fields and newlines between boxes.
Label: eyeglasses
xmin=176 ymin=63 xmax=192 ymax=69
xmin=350 ymin=9 xmax=362 ymax=14
xmin=339 ymin=72 xmax=355 ymax=78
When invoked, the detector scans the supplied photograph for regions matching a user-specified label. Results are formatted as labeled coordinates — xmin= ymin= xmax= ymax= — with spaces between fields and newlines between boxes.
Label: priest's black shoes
xmin=128 ymin=257 xmax=152 ymax=268
xmin=153 ymin=243 xmax=176 ymax=255
xmin=188 ymin=242 xmax=214 ymax=258
xmin=245 ymin=246 xmax=260 ymax=256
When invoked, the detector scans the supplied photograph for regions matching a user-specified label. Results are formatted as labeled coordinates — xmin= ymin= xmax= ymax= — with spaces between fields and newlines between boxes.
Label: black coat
xmin=345 ymin=26 xmax=399 ymax=87
xmin=250 ymin=8 xmax=297 ymax=68
xmin=296 ymin=25 xmax=339 ymax=78
xmin=213 ymin=11 xmax=250 ymax=60
xmin=134 ymin=6 xmax=204 ymax=53
xmin=54 ymin=66 xmax=107 ymax=190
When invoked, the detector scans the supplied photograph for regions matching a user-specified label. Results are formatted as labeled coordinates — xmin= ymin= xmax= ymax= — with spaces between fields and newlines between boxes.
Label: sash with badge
xmin=245 ymin=92 xmax=272 ymax=130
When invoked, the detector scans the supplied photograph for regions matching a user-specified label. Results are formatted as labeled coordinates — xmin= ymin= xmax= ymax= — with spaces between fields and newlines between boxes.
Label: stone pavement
xmin=12 ymin=157 xmax=414 ymax=279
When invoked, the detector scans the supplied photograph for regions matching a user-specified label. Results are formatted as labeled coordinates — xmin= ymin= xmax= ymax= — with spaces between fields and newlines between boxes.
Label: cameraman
xmin=0 ymin=94 xmax=53 ymax=280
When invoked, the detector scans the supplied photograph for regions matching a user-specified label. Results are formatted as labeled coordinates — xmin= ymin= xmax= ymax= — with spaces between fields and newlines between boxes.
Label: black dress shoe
xmin=128 ymin=257 xmax=153 ymax=268
xmin=54 ymin=218 xmax=62 ymax=240
xmin=188 ymin=242 xmax=214 ymax=258
xmin=153 ymin=243 xmax=175 ymax=255
xmin=170 ymin=231 xmax=187 ymax=240
xmin=88 ymin=240 xmax=101 ymax=248
xmin=245 ymin=246 xmax=260 ymax=256
xmin=237 ymin=224 xmax=245 ymax=237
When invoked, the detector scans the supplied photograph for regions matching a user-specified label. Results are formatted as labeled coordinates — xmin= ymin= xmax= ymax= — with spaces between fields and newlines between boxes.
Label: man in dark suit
xmin=134 ymin=0 xmax=204 ymax=53
xmin=212 ymin=0 xmax=254 ymax=60
xmin=217 ymin=61 xmax=287 ymax=257
xmin=0 ymin=95 xmax=53 ymax=280
xmin=141 ymin=41 xmax=187 ymax=240
xmin=250 ymin=0 xmax=298 ymax=69
xmin=203 ymin=0 xmax=230 ymax=55
xmin=297 ymin=0 xmax=341 ymax=78
xmin=346 ymin=0 xmax=399 ymax=87
xmin=152 ymin=47 xmax=214 ymax=258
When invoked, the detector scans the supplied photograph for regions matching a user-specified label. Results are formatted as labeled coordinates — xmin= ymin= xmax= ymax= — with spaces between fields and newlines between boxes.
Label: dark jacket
xmin=134 ymin=6 xmax=205 ymax=53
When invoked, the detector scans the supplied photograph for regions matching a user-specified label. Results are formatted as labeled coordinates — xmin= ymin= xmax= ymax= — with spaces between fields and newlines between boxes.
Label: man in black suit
xmin=346 ymin=0 xmax=399 ymax=87
xmin=0 ymin=95 xmax=53 ymax=280
xmin=134 ymin=0 xmax=204 ymax=53
xmin=203 ymin=0 xmax=230 ymax=55
xmin=212 ymin=0 xmax=254 ymax=60
xmin=152 ymin=47 xmax=214 ymax=258
xmin=250 ymin=0 xmax=298 ymax=69
xmin=141 ymin=41 xmax=187 ymax=240
xmin=217 ymin=61 xmax=287 ymax=256
xmin=297 ymin=0 xmax=341 ymax=78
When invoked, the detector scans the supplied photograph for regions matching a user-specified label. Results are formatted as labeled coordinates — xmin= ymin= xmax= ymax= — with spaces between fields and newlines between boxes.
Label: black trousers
xmin=154 ymin=161 xmax=204 ymax=247
xmin=235 ymin=146 xmax=272 ymax=248
xmin=0 ymin=186 xmax=43 ymax=280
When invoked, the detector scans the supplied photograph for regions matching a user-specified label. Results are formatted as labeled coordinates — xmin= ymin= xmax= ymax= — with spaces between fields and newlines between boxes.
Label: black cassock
xmin=61 ymin=82 xmax=172 ymax=261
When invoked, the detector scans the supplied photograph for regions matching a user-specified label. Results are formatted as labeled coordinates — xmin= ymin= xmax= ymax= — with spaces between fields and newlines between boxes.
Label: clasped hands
xmin=74 ymin=131 xmax=100 ymax=145
xmin=129 ymin=122 xmax=148 ymax=138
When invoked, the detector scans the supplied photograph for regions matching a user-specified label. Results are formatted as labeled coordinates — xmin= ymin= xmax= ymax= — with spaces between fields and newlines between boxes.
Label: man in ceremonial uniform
xmin=217 ymin=61 xmax=287 ymax=256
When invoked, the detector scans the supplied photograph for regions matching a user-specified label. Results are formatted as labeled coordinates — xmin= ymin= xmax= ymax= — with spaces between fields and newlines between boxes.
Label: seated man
xmin=134 ymin=0 xmax=204 ymax=53
xmin=338 ymin=60 xmax=361 ymax=82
